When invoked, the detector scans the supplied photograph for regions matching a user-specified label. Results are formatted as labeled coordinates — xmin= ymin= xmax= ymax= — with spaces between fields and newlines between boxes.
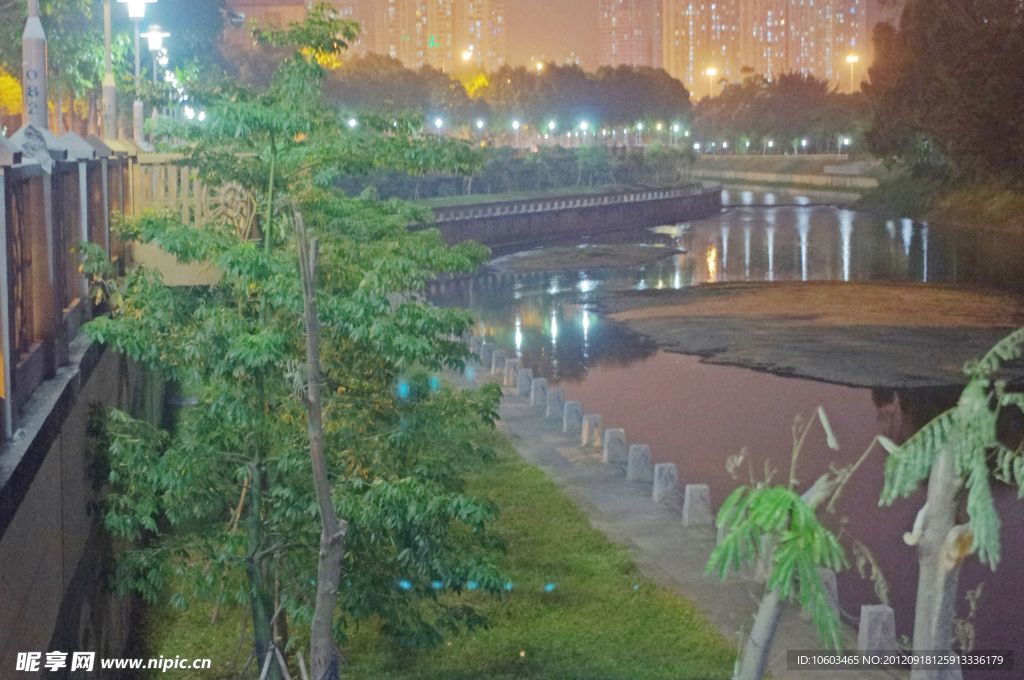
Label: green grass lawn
xmin=144 ymin=431 xmax=735 ymax=679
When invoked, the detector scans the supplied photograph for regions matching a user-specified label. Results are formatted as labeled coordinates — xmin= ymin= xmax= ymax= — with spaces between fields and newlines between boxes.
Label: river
xmin=429 ymin=188 xmax=1024 ymax=677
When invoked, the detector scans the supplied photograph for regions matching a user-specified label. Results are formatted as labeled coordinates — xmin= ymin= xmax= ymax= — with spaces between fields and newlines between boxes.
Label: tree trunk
xmin=735 ymin=588 xmax=783 ymax=680
xmin=908 ymin=446 xmax=966 ymax=680
xmin=246 ymin=463 xmax=282 ymax=680
xmin=734 ymin=473 xmax=840 ymax=680
xmin=295 ymin=210 xmax=347 ymax=680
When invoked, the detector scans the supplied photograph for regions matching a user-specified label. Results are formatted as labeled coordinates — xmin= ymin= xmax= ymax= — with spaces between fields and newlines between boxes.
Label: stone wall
xmin=0 ymin=339 xmax=152 ymax=676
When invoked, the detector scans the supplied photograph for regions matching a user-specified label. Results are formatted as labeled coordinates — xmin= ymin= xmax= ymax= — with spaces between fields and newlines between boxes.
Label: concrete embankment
xmin=691 ymin=155 xmax=882 ymax=195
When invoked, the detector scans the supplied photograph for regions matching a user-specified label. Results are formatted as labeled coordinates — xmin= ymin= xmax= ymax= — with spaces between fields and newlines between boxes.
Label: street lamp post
xmin=102 ymin=0 xmax=117 ymax=138
xmin=118 ymin=0 xmax=157 ymax=146
xmin=705 ymin=67 xmax=718 ymax=99
xmin=141 ymin=25 xmax=168 ymax=135
xmin=512 ymin=119 xmax=521 ymax=148
xmin=846 ymin=54 xmax=860 ymax=93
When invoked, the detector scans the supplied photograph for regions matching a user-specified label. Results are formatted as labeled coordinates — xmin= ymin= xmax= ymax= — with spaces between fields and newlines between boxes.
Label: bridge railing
xmin=432 ymin=185 xmax=709 ymax=223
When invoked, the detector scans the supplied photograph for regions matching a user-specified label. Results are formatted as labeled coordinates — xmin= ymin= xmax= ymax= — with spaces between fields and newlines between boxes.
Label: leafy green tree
xmin=85 ymin=6 xmax=503 ymax=679
xmin=879 ymin=329 xmax=1024 ymax=679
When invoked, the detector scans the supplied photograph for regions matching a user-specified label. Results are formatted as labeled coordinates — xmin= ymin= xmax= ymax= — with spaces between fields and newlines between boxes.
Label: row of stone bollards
xmin=466 ymin=334 xmax=899 ymax=655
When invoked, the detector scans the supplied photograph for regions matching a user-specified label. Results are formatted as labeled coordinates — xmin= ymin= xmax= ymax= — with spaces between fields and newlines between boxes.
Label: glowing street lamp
xmin=579 ymin=120 xmax=589 ymax=132
xmin=511 ymin=118 xmax=521 ymax=147
xmin=705 ymin=67 xmax=718 ymax=98
xmin=141 ymin=24 xmax=168 ymax=51
xmin=846 ymin=53 xmax=860 ymax=93
xmin=347 ymin=118 xmax=358 ymax=129
xmin=548 ymin=120 xmax=557 ymax=132
xmin=461 ymin=46 xmax=474 ymax=63
xmin=535 ymin=61 xmax=545 ymax=72
xmin=476 ymin=119 xmax=485 ymax=131
xmin=118 ymin=0 xmax=157 ymax=146
xmin=433 ymin=117 xmax=445 ymax=136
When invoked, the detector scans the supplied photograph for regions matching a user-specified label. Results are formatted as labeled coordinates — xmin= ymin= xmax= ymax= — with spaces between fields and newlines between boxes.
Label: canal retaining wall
xmin=428 ymin=185 xmax=722 ymax=251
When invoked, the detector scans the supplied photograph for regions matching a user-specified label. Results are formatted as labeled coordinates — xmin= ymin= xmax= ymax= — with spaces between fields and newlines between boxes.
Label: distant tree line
xmin=321 ymin=55 xmax=693 ymax=130
xmin=338 ymin=145 xmax=697 ymax=200
xmin=692 ymin=72 xmax=869 ymax=154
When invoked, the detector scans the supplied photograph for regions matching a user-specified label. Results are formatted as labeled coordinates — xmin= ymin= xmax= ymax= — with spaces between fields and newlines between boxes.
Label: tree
xmin=879 ymin=328 xmax=1024 ymax=680
xmin=709 ymin=408 xmax=880 ymax=680
xmin=85 ymin=6 xmax=505 ymax=679
xmin=864 ymin=0 xmax=1024 ymax=179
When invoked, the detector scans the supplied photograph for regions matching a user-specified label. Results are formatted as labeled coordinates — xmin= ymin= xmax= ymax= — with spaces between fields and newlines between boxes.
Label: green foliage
xmin=707 ymin=408 xmax=864 ymax=653
xmin=145 ymin=436 xmax=735 ymax=680
xmin=880 ymin=328 xmax=1024 ymax=569
xmin=694 ymin=73 xmax=869 ymax=152
xmin=710 ymin=485 xmax=847 ymax=651
xmin=85 ymin=8 xmax=510 ymax=663
xmin=864 ymin=0 xmax=1024 ymax=180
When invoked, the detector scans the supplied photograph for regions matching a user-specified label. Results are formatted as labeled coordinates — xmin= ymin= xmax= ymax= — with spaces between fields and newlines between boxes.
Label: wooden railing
xmin=0 ymin=128 xmax=133 ymax=438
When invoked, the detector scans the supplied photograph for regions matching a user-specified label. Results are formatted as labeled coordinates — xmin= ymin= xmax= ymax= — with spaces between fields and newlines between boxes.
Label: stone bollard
xmin=563 ymin=401 xmax=583 ymax=435
xmin=857 ymin=604 xmax=897 ymax=653
xmin=479 ymin=342 xmax=494 ymax=368
xmin=516 ymin=368 xmax=533 ymax=398
xmin=682 ymin=484 xmax=714 ymax=527
xmin=581 ymin=414 xmax=602 ymax=448
xmin=602 ymin=428 xmax=627 ymax=464
xmin=531 ymin=378 xmax=548 ymax=408
xmin=491 ymin=350 xmax=508 ymax=376
xmin=546 ymin=388 xmax=565 ymax=421
xmin=503 ymin=360 xmax=520 ymax=387
xmin=626 ymin=445 xmax=653 ymax=482
xmin=652 ymin=463 xmax=678 ymax=504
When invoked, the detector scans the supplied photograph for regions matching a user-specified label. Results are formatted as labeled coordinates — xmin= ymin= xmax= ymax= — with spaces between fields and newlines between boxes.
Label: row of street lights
xmin=100 ymin=0 xmax=171 ymax=146
xmin=701 ymin=53 xmax=860 ymax=99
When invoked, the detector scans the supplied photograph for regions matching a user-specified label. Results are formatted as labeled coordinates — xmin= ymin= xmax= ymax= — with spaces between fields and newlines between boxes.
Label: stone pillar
xmin=652 ymin=463 xmax=678 ymax=503
xmin=479 ymin=342 xmax=494 ymax=368
xmin=602 ymin=428 xmax=627 ymax=464
xmin=563 ymin=401 xmax=583 ymax=435
xmin=546 ymin=388 xmax=565 ymax=420
xmin=503 ymin=359 xmax=520 ymax=387
xmin=581 ymin=414 xmax=602 ymax=448
xmin=530 ymin=378 xmax=548 ymax=408
xmin=626 ymin=445 xmax=653 ymax=482
xmin=857 ymin=604 xmax=897 ymax=653
xmin=22 ymin=0 xmax=49 ymax=129
xmin=491 ymin=349 xmax=507 ymax=376
xmin=682 ymin=484 xmax=713 ymax=527
xmin=516 ymin=368 xmax=533 ymax=398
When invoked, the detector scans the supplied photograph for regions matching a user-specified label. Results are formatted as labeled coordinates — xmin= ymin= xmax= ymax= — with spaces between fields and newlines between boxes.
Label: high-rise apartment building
xmin=372 ymin=0 xmax=505 ymax=71
xmin=662 ymin=0 xmax=741 ymax=95
xmin=598 ymin=0 xmax=659 ymax=67
xmin=661 ymin=0 xmax=870 ymax=92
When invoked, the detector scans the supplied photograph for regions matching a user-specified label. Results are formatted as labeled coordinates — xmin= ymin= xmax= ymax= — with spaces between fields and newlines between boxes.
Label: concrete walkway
xmin=469 ymin=366 xmax=903 ymax=680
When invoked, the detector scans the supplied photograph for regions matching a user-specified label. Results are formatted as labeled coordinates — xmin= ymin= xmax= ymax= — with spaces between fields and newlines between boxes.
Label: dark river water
xmin=429 ymin=189 xmax=1024 ymax=676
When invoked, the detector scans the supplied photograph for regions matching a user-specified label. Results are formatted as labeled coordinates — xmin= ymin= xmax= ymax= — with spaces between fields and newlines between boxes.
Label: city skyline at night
xmin=225 ymin=0 xmax=897 ymax=90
